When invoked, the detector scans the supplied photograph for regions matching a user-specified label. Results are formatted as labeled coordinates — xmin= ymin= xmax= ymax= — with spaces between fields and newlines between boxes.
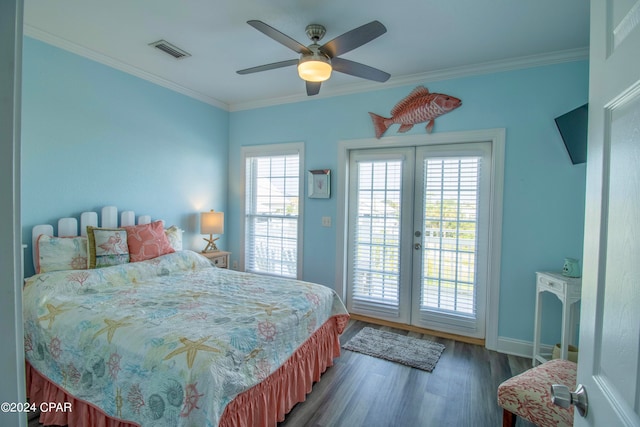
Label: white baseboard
xmin=496 ymin=336 xmax=555 ymax=359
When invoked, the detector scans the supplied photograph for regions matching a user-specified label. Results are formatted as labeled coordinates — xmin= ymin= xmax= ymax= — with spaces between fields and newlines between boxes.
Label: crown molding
xmin=24 ymin=24 xmax=587 ymax=113
xmin=230 ymin=47 xmax=589 ymax=111
xmin=24 ymin=25 xmax=230 ymax=111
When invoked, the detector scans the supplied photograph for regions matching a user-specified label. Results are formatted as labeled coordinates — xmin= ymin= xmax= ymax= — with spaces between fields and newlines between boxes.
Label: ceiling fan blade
xmin=320 ymin=20 xmax=386 ymax=58
xmin=306 ymin=81 xmax=321 ymax=96
xmin=247 ymin=20 xmax=311 ymax=55
xmin=237 ymin=59 xmax=298 ymax=75
xmin=331 ymin=57 xmax=390 ymax=82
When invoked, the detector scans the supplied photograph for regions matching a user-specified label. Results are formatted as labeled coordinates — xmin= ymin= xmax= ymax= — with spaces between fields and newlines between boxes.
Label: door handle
xmin=414 ymin=243 xmax=422 ymax=250
xmin=551 ymin=383 xmax=588 ymax=417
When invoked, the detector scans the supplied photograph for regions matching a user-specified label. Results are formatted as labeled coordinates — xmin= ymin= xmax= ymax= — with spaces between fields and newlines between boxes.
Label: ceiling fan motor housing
xmin=305 ymin=24 xmax=326 ymax=42
xmin=298 ymin=25 xmax=332 ymax=82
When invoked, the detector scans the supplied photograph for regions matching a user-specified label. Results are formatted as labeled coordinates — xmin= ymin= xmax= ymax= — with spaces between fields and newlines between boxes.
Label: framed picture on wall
xmin=308 ymin=169 xmax=331 ymax=198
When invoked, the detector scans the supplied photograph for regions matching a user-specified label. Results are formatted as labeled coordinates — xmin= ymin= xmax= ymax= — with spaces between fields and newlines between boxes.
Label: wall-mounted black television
xmin=554 ymin=103 xmax=588 ymax=164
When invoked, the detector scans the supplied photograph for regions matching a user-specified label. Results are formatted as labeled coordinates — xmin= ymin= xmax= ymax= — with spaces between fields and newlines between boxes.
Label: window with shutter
xmin=242 ymin=144 xmax=303 ymax=279
xmin=347 ymin=147 xmax=414 ymax=322
xmin=420 ymin=156 xmax=481 ymax=316
xmin=413 ymin=144 xmax=491 ymax=335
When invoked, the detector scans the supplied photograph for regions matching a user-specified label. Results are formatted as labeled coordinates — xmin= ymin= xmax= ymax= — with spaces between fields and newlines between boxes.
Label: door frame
xmin=335 ymin=129 xmax=505 ymax=349
xmin=1 ymin=1 xmax=26 ymax=426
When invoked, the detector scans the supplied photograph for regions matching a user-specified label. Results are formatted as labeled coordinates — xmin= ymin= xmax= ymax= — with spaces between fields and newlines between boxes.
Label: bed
xmin=23 ymin=207 xmax=349 ymax=427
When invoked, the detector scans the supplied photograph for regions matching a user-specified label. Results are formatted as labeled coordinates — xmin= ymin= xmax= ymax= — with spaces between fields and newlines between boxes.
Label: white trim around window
xmin=240 ymin=143 xmax=305 ymax=279
xmin=335 ymin=129 xmax=505 ymax=350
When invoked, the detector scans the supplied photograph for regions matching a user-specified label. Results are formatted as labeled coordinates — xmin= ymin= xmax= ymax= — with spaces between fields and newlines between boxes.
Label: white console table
xmin=532 ymin=271 xmax=582 ymax=366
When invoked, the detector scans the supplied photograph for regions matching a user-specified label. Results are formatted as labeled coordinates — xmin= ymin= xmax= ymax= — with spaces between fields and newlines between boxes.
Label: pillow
xmin=123 ymin=221 xmax=175 ymax=262
xmin=86 ymin=227 xmax=130 ymax=268
xmin=165 ymin=225 xmax=183 ymax=251
xmin=36 ymin=234 xmax=88 ymax=274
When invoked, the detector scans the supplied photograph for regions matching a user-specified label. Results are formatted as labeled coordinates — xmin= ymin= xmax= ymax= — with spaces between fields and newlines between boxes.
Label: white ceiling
xmin=24 ymin=0 xmax=589 ymax=111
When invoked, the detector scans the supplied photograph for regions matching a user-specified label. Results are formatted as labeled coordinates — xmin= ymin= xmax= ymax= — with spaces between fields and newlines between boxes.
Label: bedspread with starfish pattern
xmin=23 ymin=250 xmax=349 ymax=426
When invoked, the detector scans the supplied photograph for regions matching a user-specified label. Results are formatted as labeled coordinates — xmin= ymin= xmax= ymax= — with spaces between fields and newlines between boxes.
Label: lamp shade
xmin=200 ymin=211 xmax=224 ymax=235
xmin=298 ymin=55 xmax=332 ymax=82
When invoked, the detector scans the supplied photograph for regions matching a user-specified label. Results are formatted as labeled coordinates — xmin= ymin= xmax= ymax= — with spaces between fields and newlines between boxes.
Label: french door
xmin=346 ymin=142 xmax=492 ymax=338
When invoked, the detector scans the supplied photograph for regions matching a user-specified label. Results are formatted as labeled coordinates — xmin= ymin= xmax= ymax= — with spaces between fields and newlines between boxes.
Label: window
xmin=242 ymin=144 xmax=304 ymax=279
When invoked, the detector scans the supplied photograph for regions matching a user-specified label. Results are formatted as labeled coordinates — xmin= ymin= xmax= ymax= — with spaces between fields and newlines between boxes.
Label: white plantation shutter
xmin=243 ymin=144 xmax=303 ymax=279
xmin=347 ymin=148 xmax=414 ymax=322
xmin=413 ymin=143 xmax=491 ymax=335
xmin=422 ymin=157 xmax=480 ymax=313
xmin=351 ymin=160 xmax=402 ymax=312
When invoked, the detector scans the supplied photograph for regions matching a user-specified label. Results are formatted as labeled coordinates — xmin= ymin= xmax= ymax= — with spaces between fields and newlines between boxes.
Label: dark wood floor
xmin=279 ymin=320 xmax=536 ymax=427
xmin=29 ymin=320 xmax=536 ymax=427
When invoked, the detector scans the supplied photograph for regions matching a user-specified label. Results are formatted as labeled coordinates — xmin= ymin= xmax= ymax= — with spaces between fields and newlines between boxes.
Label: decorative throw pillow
xmin=86 ymin=227 xmax=130 ymax=268
xmin=124 ymin=221 xmax=175 ymax=262
xmin=165 ymin=225 xmax=183 ymax=251
xmin=36 ymin=234 xmax=88 ymax=273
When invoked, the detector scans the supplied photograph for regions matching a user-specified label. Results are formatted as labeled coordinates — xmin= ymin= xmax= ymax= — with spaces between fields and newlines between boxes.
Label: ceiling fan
xmin=237 ymin=20 xmax=390 ymax=96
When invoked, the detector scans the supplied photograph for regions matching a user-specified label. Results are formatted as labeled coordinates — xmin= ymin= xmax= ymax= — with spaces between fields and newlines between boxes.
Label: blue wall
xmin=228 ymin=61 xmax=588 ymax=344
xmin=21 ymin=35 xmax=588 ymax=345
xmin=21 ymin=37 xmax=230 ymax=277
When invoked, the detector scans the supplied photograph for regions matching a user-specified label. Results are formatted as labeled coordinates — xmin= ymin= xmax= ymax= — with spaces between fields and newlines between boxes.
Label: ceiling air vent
xmin=148 ymin=40 xmax=191 ymax=59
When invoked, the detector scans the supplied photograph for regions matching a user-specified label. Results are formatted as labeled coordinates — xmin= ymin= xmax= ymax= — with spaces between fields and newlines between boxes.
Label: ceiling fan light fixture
xmin=298 ymin=54 xmax=332 ymax=82
xmin=238 ymin=20 xmax=389 ymax=95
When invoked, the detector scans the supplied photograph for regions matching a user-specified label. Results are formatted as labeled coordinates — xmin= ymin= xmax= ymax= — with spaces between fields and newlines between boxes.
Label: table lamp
xmin=200 ymin=210 xmax=224 ymax=252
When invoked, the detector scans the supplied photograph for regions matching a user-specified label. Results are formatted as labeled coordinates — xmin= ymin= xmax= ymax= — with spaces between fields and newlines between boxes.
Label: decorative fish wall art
xmin=369 ymin=86 xmax=462 ymax=139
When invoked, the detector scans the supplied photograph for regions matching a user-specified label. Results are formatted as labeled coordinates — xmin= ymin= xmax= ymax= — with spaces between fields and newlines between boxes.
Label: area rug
xmin=342 ymin=327 xmax=445 ymax=372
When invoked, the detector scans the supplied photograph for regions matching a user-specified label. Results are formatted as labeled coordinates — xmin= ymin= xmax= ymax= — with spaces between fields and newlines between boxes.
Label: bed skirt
xmin=27 ymin=314 xmax=350 ymax=427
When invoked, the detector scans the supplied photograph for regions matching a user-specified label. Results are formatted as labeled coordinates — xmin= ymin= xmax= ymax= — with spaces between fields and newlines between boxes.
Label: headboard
xmin=31 ymin=206 xmax=154 ymax=271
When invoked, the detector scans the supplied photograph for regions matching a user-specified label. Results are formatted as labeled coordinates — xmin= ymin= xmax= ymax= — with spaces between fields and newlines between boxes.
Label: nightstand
xmin=201 ymin=251 xmax=230 ymax=269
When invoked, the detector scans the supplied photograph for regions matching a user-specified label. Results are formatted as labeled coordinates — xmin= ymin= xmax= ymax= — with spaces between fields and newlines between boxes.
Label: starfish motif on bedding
xmin=244 ymin=347 xmax=263 ymax=362
xmin=163 ymin=336 xmax=220 ymax=369
xmin=38 ymin=303 xmax=71 ymax=329
xmin=93 ymin=317 xmax=133 ymax=344
xmin=254 ymin=302 xmax=280 ymax=316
